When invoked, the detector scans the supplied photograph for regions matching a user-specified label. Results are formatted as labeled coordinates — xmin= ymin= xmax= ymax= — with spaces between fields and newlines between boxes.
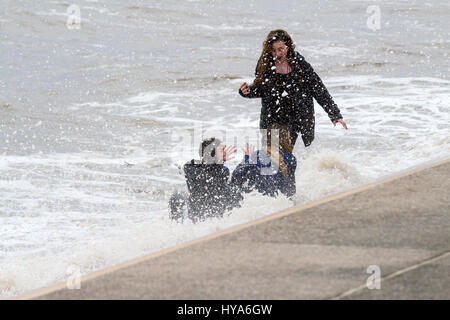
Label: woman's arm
xmin=299 ymin=57 xmax=343 ymax=123
xmin=239 ymin=60 xmax=265 ymax=99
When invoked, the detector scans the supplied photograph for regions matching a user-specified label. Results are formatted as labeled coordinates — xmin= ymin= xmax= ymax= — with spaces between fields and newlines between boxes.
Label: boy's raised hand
xmin=241 ymin=143 xmax=255 ymax=156
xmin=223 ymin=145 xmax=237 ymax=162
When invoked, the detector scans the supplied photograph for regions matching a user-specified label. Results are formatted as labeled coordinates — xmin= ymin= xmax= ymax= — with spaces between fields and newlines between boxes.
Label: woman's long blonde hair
xmin=254 ymin=29 xmax=299 ymax=86
xmin=264 ymin=124 xmax=293 ymax=178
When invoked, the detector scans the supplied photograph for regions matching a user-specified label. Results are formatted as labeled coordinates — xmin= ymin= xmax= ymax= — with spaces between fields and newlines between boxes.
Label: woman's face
xmin=271 ymin=40 xmax=288 ymax=62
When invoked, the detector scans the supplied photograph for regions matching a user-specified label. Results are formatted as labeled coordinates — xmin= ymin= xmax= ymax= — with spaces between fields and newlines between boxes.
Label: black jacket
xmin=239 ymin=51 xmax=342 ymax=147
xmin=184 ymin=160 xmax=242 ymax=221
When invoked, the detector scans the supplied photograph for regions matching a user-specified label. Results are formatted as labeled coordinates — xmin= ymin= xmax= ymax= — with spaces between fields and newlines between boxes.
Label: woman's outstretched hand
xmin=241 ymin=143 xmax=255 ymax=156
xmin=333 ymin=118 xmax=348 ymax=130
xmin=240 ymin=82 xmax=250 ymax=95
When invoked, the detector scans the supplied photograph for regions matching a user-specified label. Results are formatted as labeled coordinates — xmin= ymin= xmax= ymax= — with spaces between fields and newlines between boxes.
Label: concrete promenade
xmin=18 ymin=158 xmax=450 ymax=299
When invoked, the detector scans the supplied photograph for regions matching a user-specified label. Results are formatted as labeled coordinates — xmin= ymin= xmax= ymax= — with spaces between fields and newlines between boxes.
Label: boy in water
xmin=169 ymin=138 xmax=242 ymax=222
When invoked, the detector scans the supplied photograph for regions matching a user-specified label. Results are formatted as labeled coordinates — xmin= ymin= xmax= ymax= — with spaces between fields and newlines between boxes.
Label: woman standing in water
xmin=239 ymin=29 xmax=347 ymax=148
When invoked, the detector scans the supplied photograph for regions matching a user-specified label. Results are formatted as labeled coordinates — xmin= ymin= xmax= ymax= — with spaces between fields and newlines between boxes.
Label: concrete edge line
xmin=14 ymin=157 xmax=450 ymax=300
xmin=329 ymin=250 xmax=450 ymax=300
